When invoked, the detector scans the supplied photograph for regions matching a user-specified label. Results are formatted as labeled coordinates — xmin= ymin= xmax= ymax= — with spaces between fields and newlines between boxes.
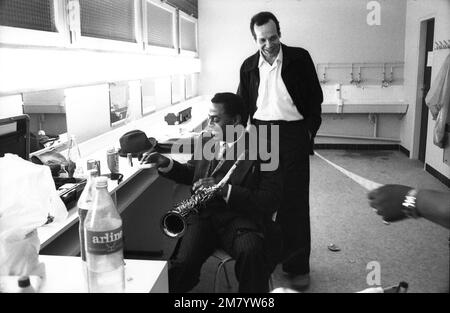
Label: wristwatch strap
xmin=402 ymin=188 xmax=420 ymax=218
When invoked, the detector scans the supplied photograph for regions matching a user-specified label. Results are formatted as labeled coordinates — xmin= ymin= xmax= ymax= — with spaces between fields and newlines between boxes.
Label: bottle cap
xmin=18 ymin=276 xmax=31 ymax=287
xmin=95 ymin=176 xmax=108 ymax=188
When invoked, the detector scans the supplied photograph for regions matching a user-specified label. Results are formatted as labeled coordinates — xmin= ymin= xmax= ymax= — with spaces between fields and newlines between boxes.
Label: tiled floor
xmin=190 ymin=150 xmax=449 ymax=293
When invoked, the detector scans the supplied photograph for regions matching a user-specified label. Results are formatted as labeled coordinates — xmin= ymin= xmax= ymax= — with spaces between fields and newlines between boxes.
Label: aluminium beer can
xmin=107 ymin=148 xmax=119 ymax=173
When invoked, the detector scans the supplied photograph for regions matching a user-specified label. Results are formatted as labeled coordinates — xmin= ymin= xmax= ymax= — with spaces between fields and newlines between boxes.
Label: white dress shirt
xmin=254 ymin=46 xmax=304 ymax=121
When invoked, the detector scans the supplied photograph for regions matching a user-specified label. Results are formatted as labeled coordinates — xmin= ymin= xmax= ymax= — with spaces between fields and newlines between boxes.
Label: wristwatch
xmin=402 ymin=188 xmax=420 ymax=218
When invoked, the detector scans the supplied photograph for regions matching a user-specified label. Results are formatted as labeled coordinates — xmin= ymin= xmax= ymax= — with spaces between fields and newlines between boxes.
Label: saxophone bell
xmin=161 ymin=211 xmax=187 ymax=238
xmin=160 ymin=186 xmax=211 ymax=238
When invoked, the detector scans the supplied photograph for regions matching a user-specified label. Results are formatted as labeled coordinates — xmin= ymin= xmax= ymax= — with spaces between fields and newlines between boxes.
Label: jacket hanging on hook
xmin=425 ymin=53 xmax=450 ymax=148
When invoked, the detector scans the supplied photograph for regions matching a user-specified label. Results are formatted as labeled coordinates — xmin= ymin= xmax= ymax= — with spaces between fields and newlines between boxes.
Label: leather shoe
xmin=288 ymin=273 xmax=310 ymax=291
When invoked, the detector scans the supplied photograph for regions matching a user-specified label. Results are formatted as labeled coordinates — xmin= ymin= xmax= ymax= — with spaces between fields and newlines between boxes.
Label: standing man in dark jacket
xmin=237 ymin=11 xmax=323 ymax=290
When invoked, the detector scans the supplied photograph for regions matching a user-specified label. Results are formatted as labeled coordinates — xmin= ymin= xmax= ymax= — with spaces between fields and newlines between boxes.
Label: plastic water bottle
xmin=77 ymin=169 xmax=98 ymax=268
xmin=67 ymin=134 xmax=84 ymax=178
xmin=84 ymin=176 xmax=125 ymax=293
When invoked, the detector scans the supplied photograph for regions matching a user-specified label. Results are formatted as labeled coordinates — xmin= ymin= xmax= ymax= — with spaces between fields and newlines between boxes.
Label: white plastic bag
xmin=0 ymin=153 xmax=67 ymax=277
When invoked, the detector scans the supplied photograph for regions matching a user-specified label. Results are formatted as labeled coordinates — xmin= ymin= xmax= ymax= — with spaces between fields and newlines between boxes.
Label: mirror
xmin=141 ymin=76 xmax=171 ymax=115
xmin=109 ymin=82 xmax=130 ymax=126
xmin=22 ymin=89 xmax=68 ymax=153
xmin=185 ymin=72 xmax=199 ymax=100
xmin=171 ymin=75 xmax=185 ymax=104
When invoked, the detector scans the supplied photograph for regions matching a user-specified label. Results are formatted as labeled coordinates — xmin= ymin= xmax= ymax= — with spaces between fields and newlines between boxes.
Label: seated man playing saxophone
xmin=141 ymin=92 xmax=283 ymax=293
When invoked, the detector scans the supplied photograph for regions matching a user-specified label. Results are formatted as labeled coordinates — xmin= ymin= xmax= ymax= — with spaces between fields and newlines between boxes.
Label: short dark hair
xmin=211 ymin=92 xmax=248 ymax=127
xmin=250 ymin=11 xmax=280 ymax=40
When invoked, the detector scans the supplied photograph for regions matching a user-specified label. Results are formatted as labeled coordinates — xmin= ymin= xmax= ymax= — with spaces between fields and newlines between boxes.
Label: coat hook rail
xmin=434 ymin=40 xmax=450 ymax=50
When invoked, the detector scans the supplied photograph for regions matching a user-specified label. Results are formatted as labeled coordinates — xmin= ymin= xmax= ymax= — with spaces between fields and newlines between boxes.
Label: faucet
xmin=350 ymin=69 xmax=362 ymax=87
xmin=320 ymin=69 xmax=327 ymax=84
xmin=320 ymin=72 xmax=327 ymax=84
xmin=349 ymin=72 xmax=356 ymax=85
xmin=381 ymin=74 xmax=393 ymax=88
xmin=355 ymin=67 xmax=363 ymax=87
xmin=381 ymin=65 xmax=393 ymax=88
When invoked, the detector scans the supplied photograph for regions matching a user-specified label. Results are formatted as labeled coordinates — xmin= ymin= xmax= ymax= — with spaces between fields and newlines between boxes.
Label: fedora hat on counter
xmin=118 ymin=130 xmax=157 ymax=158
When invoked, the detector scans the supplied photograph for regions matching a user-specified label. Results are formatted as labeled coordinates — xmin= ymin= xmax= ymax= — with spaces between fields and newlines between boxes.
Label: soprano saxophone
xmin=161 ymin=152 xmax=246 ymax=238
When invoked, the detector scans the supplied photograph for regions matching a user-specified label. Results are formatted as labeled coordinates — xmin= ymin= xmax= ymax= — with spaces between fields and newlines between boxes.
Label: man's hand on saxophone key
xmin=192 ymin=177 xmax=216 ymax=192
xmin=192 ymin=177 xmax=229 ymax=198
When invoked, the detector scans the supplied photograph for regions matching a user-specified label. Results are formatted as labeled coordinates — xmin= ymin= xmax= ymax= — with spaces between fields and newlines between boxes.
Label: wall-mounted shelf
xmin=322 ymin=102 xmax=408 ymax=114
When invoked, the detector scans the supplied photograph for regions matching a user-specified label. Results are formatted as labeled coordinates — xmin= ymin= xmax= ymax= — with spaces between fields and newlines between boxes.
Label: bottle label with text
xmin=86 ymin=227 xmax=123 ymax=255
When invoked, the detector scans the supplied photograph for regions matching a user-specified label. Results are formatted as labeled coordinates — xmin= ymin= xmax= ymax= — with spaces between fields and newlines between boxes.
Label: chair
xmin=212 ymin=213 xmax=278 ymax=292
xmin=212 ymin=249 xmax=274 ymax=293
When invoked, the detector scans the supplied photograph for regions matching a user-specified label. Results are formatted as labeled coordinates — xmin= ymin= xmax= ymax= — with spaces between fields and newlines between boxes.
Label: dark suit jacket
xmin=160 ymin=133 xmax=283 ymax=234
xmin=237 ymin=43 xmax=323 ymax=153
